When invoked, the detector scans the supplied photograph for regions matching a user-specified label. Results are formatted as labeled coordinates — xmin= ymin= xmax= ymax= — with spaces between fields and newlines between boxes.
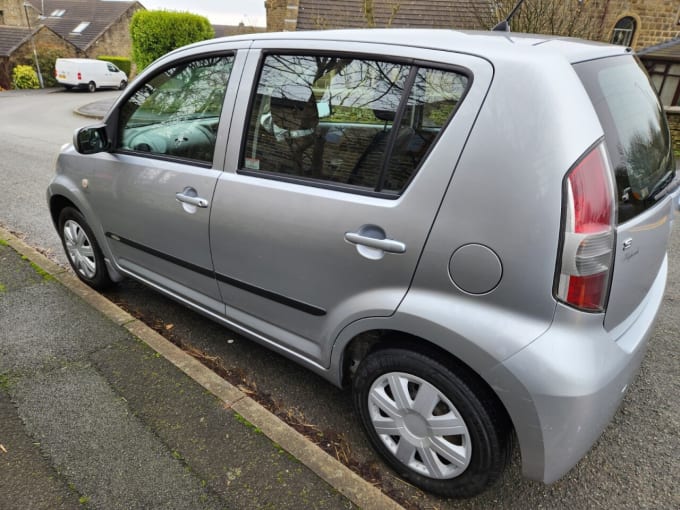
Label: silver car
xmin=47 ymin=29 xmax=680 ymax=497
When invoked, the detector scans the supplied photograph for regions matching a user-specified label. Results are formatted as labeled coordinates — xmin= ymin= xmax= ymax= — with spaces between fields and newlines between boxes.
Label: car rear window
xmin=575 ymin=55 xmax=675 ymax=224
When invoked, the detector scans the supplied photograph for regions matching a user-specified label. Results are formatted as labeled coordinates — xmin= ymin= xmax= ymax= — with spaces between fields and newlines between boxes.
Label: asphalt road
xmin=0 ymin=88 xmax=678 ymax=509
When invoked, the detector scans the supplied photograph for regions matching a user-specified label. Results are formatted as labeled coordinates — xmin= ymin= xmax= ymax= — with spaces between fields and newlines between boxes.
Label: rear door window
xmin=575 ymin=56 xmax=675 ymax=223
xmin=241 ymin=53 xmax=469 ymax=196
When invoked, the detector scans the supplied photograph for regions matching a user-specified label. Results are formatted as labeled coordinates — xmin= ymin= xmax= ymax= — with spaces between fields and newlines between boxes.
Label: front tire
xmin=353 ymin=348 xmax=511 ymax=498
xmin=119 ymin=80 xmax=127 ymax=90
xmin=58 ymin=207 xmax=112 ymax=290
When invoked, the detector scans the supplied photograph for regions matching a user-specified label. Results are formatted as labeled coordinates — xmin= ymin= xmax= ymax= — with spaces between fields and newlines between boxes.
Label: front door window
xmin=118 ymin=56 xmax=234 ymax=164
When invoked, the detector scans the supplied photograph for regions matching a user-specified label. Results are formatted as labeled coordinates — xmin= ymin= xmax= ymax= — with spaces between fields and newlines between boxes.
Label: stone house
xmin=0 ymin=24 xmax=74 ymax=88
xmin=0 ymin=0 xmax=143 ymax=88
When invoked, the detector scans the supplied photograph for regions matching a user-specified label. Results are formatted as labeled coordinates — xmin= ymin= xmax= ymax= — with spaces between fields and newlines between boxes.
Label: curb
xmin=0 ymin=226 xmax=404 ymax=510
xmin=73 ymin=107 xmax=104 ymax=119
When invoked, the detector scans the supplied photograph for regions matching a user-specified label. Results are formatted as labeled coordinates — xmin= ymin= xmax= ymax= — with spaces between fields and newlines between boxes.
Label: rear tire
xmin=87 ymin=81 xmax=96 ymax=93
xmin=58 ymin=207 xmax=112 ymax=290
xmin=352 ymin=348 xmax=512 ymax=498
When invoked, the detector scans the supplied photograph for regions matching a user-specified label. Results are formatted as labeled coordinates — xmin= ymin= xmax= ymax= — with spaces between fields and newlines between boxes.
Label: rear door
xmin=210 ymin=43 xmax=493 ymax=366
xmin=576 ymin=55 xmax=680 ymax=329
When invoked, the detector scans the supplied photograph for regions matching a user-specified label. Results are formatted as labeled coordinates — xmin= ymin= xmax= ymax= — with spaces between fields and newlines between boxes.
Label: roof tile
xmin=24 ymin=0 xmax=138 ymax=51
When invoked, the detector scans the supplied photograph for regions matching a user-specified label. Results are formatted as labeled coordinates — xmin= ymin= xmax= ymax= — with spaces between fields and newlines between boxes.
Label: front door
xmin=88 ymin=54 xmax=236 ymax=312
xmin=210 ymin=48 xmax=488 ymax=366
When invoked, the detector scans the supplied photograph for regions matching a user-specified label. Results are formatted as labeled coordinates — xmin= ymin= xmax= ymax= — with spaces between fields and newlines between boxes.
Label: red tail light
xmin=77 ymin=72 xmax=82 ymax=80
xmin=556 ymin=143 xmax=616 ymax=311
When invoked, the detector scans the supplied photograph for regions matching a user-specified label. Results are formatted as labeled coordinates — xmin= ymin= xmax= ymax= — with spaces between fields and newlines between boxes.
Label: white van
xmin=54 ymin=58 xmax=127 ymax=92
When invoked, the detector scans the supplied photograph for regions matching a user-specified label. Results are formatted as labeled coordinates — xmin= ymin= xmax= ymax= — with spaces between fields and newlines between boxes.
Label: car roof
xmin=186 ymin=29 xmax=629 ymax=64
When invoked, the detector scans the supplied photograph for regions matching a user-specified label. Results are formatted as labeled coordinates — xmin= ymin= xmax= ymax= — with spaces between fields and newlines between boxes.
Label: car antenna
xmin=492 ymin=0 xmax=527 ymax=32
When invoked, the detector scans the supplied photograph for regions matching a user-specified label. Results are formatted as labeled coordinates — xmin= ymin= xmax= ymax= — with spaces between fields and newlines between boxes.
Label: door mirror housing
xmin=73 ymin=124 xmax=110 ymax=154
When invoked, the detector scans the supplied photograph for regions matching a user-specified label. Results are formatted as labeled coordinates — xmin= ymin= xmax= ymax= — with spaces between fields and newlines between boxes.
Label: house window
xmin=71 ymin=22 xmax=90 ymax=34
xmin=610 ymin=17 xmax=636 ymax=46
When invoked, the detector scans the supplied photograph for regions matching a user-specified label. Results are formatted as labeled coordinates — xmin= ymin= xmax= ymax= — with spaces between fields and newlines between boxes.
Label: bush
xmin=12 ymin=65 xmax=39 ymax=89
xmin=97 ymin=56 xmax=132 ymax=76
xmin=18 ymin=46 xmax=62 ymax=88
xmin=130 ymin=10 xmax=214 ymax=70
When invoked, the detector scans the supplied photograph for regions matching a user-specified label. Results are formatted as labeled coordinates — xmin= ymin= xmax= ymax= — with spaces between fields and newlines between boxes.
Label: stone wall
xmin=0 ymin=0 xmax=41 ymax=27
xmin=666 ymin=107 xmax=680 ymax=155
xmin=85 ymin=5 xmax=141 ymax=60
xmin=597 ymin=0 xmax=680 ymax=49
xmin=265 ymin=0 xmax=299 ymax=32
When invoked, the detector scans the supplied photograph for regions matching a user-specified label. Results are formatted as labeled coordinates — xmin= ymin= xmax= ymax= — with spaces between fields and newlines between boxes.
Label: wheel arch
xmin=339 ymin=328 xmax=513 ymax=428
xmin=48 ymin=188 xmax=124 ymax=283
xmin=330 ymin=314 xmax=546 ymax=480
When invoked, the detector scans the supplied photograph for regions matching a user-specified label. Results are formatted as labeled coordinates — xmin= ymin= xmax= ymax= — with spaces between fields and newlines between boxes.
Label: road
xmin=1 ymin=88 xmax=678 ymax=509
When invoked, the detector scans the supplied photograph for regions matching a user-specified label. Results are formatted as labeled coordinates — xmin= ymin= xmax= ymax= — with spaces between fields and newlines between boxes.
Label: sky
xmin=124 ymin=0 xmax=267 ymax=27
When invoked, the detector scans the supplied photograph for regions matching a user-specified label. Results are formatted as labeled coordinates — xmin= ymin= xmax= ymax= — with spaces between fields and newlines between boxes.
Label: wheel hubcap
xmin=368 ymin=372 xmax=471 ymax=479
xmin=63 ymin=220 xmax=96 ymax=279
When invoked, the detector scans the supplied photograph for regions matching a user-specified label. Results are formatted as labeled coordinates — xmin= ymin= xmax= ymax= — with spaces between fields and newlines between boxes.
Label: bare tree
xmin=474 ymin=0 xmax=607 ymax=40
xmin=312 ymin=0 xmax=402 ymax=30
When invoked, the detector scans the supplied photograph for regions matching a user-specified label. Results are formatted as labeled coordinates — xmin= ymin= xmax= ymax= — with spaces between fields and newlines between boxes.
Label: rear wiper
xmin=650 ymin=169 xmax=679 ymax=201
xmin=492 ymin=0 xmax=527 ymax=32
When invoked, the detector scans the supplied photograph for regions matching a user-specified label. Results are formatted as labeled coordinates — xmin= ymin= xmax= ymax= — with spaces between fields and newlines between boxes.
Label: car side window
xmin=382 ymin=67 xmax=468 ymax=192
xmin=242 ymin=53 xmax=468 ymax=195
xmin=118 ymin=55 xmax=234 ymax=164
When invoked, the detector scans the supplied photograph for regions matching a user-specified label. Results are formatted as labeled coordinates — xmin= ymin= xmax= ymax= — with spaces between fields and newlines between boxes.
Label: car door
xmin=104 ymin=63 xmax=118 ymax=87
xmin=86 ymin=52 xmax=240 ymax=313
xmin=210 ymin=44 xmax=492 ymax=366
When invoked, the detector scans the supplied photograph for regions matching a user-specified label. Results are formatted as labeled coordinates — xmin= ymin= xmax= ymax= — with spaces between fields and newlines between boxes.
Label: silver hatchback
xmin=47 ymin=29 xmax=680 ymax=497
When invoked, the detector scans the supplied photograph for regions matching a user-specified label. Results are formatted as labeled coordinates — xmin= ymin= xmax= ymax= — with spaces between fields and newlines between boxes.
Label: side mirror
xmin=73 ymin=124 xmax=110 ymax=154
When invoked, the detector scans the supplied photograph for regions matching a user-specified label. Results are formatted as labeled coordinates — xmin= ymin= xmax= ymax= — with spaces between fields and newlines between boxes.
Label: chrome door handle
xmin=345 ymin=231 xmax=406 ymax=254
xmin=176 ymin=192 xmax=209 ymax=208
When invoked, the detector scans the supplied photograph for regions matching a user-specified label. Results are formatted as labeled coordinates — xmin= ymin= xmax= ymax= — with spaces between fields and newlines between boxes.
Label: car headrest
xmin=269 ymin=96 xmax=319 ymax=132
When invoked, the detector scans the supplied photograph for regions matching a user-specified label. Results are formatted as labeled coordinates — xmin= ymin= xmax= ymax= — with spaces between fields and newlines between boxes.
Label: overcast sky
xmin=129 ymin=0 xmax=267 ymax=27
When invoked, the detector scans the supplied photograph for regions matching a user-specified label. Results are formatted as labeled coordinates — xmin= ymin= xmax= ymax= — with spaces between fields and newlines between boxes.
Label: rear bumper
xmin=486 ymin=255 xmax=667 ymax=483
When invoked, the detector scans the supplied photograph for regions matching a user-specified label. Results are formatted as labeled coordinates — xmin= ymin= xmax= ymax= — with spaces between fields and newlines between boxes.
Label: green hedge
xmin=12 ymin=65 xmax=39 ymax=89
xmin=97 ymin=56 xmax=132 ymax=76
xmin=130 ymin=10 xmax=214 ymax=70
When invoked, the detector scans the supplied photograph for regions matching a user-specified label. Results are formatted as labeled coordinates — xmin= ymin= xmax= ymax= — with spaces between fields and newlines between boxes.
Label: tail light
xmin=77 ymin=72 xmax=82 ymax=80
xmin=556 ymin=143 xmax=616 ymax=312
